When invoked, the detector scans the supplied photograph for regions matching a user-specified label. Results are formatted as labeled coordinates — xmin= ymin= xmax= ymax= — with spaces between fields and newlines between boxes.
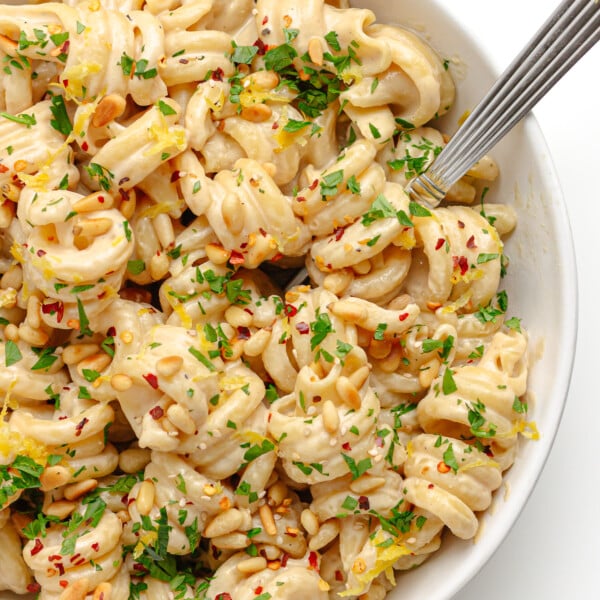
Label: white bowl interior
xmin=352 ymin=1 xmax=577 ymax=598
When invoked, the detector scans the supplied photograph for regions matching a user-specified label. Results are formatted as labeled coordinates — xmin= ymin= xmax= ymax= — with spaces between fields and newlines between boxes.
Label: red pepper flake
xmin=285 ymin=303 xmax=298 ymax=317
xmin=215 ymin=595 xmax=232 ymax=600
xmin=398 ymin=312 xmax=409 ymax=321
xmin=74 ymin=417 xmax=89 ymax=437
xmin=229 ymin=250 xmax=245 ymax=265
xmin=243 ymin=307 xmax=254 ymax=316
xmin=313 ymin=395 xmax=321 ymax=403
xmin=26 ymin=583 xmax=41 ymax=593
xmin=254 ymin=587 xmax=263 ymax=595
xmin=457 ymin=220 xmax=465 ymax=229
xmin=211 ymin=67 xmax=224 ymax=81
xmin=42 ymin=300 xmax=64 ymax=323
xmin=295 ymin=322 xmax=309 ymax=335
xmin=335 ymin=569 xmax=344 ymax=582
xmin=36 ymin=248 xmax=47 ymax=257
xmin=97 ymin=195 xmax=105 ymax=204
xmin=0 ymin=164 xmax=8 ymax=174
xmin=149 ymin=406 xmax=164 ymax=420
xmin=267 ymin=412 xmax=272 ymax=423
xmin=375 ymin=436 xmax=384 ymax=447
xmin=55 ymin=562 xmax=65 ymax=575
xmin=434 ymin=237 xmax=445 ymax=250
xmin=358 ymin=495 xmax=370 ymax=510
xmin=240 ymin=242 xmax=248 ymax=249
xmin=296 ymin=195 xmax=306 ymax=202
xmin=452 ymin=255 xmax=469 ymax=275
xmin=333 ymin=226 xmax=345 ymax=241
xmin=73 ymin=557 xmax=86 ymax=566
xmin=69 ymin=553 xmax=81 ymax=563
xmin=342 ymin=441 xmax=352 ymax=451
xmin=59 ymin=580 xmax=68 ymax=588
xmin=253 ymin=38 xmax=266 ymax=55
xmin=466 ymin=235 xmax=476 ymax=249
xmin=81 ymin=141 xmax=89 ymax=152
xmin=308 ymin=550 xmax=319 ymax=571
xmin=91 ymin=542 xmax=100 ymax=552
xmin=170 ymin=170 xmax=181 ymax=183
xmin=143 ymin=373 xmax=159 ymax=389
xmin=237 ymin=326 xmax=251 ymax=340
xmin=270 ymin=253 xmax=283 ymax=262
xmin=262 ymin=15 xmax=269 ymax=25
xmin=258 ymin=227 xmax=267 ymax=237
xmin=62 ymin=78 xmax=69 ymax=87
xmin=309 ymin=179 xmax=318 ymax=191
xmin=281 ymin=552 xmax=289 ymax=567
xmin=31 ymin=539 xmax=44 ymax=556
xmin=428 ymin=483 xmax=435 ymax=489
xmin=271 ymin=122 xmax=279 ymax=130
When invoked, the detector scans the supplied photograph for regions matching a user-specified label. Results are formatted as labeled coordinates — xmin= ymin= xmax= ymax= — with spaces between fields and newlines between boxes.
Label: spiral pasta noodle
xmin=0 ymin=1 xmax=535 ymax=598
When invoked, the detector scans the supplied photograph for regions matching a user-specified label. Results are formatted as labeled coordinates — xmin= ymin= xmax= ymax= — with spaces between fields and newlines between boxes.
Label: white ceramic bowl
xmin=352 ymin=1 xmax=577 ymax=598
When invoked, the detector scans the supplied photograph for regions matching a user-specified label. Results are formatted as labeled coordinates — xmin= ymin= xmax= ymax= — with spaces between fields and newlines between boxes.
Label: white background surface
xmin=448 ymin=2 xmax=600 ymax=599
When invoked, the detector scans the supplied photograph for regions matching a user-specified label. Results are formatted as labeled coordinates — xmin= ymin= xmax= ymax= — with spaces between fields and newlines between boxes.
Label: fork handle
xmin=407 ymin=0 xmax=600 ymax=208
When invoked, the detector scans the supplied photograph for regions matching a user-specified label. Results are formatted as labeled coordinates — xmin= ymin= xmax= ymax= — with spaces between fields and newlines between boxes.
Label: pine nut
xmin=13 ymin=159 xmax=30 ymax=173
xmin=77 ymin=352 xmax=112 ymax=376
xmin=153 ymin=213 xmax=175 ymax=249
xmin=58 ymin=579 xmax=89 ymax=600
xmin=329 ymin=299 xmax=368 ymax=321
xmin=64 ymin=478 xmax=99 ymax=500
xmin=26 ymin=295 xmax=42 ymax=330
xmin=204 ymin=508 xmax=243 ymax=538
xmin=73 ymin=217 xmax=113 ymax=238
xmin=45 ymin=499 xmax=78 ymax=520
xmin=262 ymin=544 xmax=281 ymax=560
xmin=318 ymin=579 xmax=331 ymax=592
xmin=110 ymin=373 xmax=132 ymax=391
xmin=166 ymin=404 xmax=196 ymax=435
xmin=300 ymin=508 xmax=319 ymax=536
xmin=243 ymin=328 xmax=271 ymax=357
xmin=1 ymin=182 xmax=20 ymax=202
xmin=225 ymin=305 xmax=253 ymax=328
xmin=4 ymin=323 xmax=19 ymax=341
xmin=210 ymin=532 xmax=249 ymax=549
xmin=240 ymin=103 xmax=272 ymax=123
xmin=388 ymin=293 xmax=413 ymax=311
xmin=369 ymin=338 xmax=392 ymax=359
xmin=221 ymin=192 xmax=244 ymax=235
xmin=352 ymin=259 xmax=372 ymax=275
xmin=118 ymin=189 xmax=136 ymax=219
xmin=322 ymin=399 xmax=339 ymax=433
xmin=243 ymin=70 xmax=279 ymax=90
xmin=62 ymin=343 xmax=101 ymax=365
xmin=348 ymin=365 xmax=370 ymax=390
xmin=92 ymin=94 xmax=126 ymax=128
xmin=0 ymin=264 xmax=22 ymax=290
xmin=136 ymin=480 xmax=155 ymax=516
xmin=40 ymin=465 xmax=71 ymax=491
xmin=309 ymin=519 xmax=340 ymax=551
xmin=93 ymin=582 xmax=112 ymax=600
xmin=323 ymin=270 xmax=352 ymax=295
xmin=267 ymin=481 xmax=288 ymax=507
xmin=205 ymin=242 xmax=231 ymax=265
xmin=259 ymin=504 xmax=277 ymax=536
xmin=308 ymin=38 xmax=324 ymax=65
xmin=119 ymin=330 xmax=134 ymax=343
xmin=149 ymin=252 xmax=169 ymax=280
xmin=378 ymin=346 xmax=402 ymax=373
xmin=72 ymin=192 xmax=115 ymax=213
xmin=335 ymin=377 xmax=361 ymax=409
xmin=236 ymin=556 xmax=267 ymax=574
xmin=119 ymin=448 xmax=151 ymax=473
xmin=18 ymin=323 xmax=49 ymax=346
xmin=156 ymin=355 xmax=183 ymax=377
xmin=352 ymin=557 xmax=367 ymax=574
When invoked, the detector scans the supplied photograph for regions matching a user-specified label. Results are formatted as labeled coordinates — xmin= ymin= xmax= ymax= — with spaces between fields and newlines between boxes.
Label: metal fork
xmin=407 ymin=0 xmax=600 ymax=207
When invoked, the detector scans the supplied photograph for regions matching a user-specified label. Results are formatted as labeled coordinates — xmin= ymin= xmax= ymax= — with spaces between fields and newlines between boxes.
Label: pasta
xmin=0 ymin=1 xmax=536 ymax=599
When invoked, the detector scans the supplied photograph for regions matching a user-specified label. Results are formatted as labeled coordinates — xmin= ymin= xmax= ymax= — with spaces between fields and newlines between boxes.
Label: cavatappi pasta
xmin=0 ymin=0 xmax=536 ymax=598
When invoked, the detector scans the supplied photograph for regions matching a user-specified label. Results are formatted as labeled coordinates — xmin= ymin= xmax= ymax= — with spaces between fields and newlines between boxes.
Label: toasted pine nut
xmin=149 ymin=252 xmax=169 ymax=280
xmin=204 ymin=508 xmax=243 ymax=538
xmin=110 ymin=373 xmax=132 ymax=391
xmin=58 ymin=578 xmax=89 ymax=600
xmin=13 ymin=159 xmax=30 ymax=173
xmin=156 ymin=355 xmax=183 ymax=377
xmin=369 ymin=338 xmax=392 ymax=360
xmin=118 ymin=189 xmax=136 ymax=219
xmin=17 ymin=323 xmax=49 ymax=346
xmin=203 ymin=483 xmax=218 ymax=496
xmin=93 ymin=582 xmax=112 ymax=600
xmin=119 ymin=448 xmax=151 ymax=473
xmin=72 ymin=191 xmax=115 ymax=213
xmin=73 ymin=217 xmax=113 ymax=238
xmin=25 ymin=295 xmax=41 ymax=330
xmin=352 ymin=557 xmax=367 ymax=574
xmin=352 ymin=259 xmax=372 ymax=275
xmin=1 ymin=182 xmax=20 ymax=202
xmin=308 ymin=38 xmax=324 ymax=65
xmin=40 ymin=465 xmax=71 ymax=491
xmin=77 ymin=352 xmax=112 ymax=376
xmin=426 ymin=301 xmax=442 ymax=311
xmin=349 ymin=474 xmax=387 ymax=495
xmin=136 ymin=480 xmax=155 ymax=516
xmin=240 ymin=103 xmax=272 ymax=123
xmin=348 ymin=365 xmax=370 ymax=390
xmin=329 ymin=299 xmax=368 ymax=322
xmin=335 ymin=376 xmax=361 ymax=409
xmin=45 ymin=499 xmax=78 ymax=520
xmin=225 ymin=305 xmax=253 ymax=328
xmin=267 ymin=560 xmax=281 ymax=570
xmin=236 ymin=556 xmax=267 ymax=574
xmin=92 ymin=94 xmax=126 ymax=128
xmin=153 ymin=213 xmax=175 ymax=249
xmin=166 ymin=404 xmax=196 ymax=435
xmin=64 ymin=478 xmax=98 ymax=501
xmin=322 ymin=399 xmax=339 ymax=433
xmin=259 ymin=504 xmax=277 ymax=536
xmin=388 ymin=293 xmax=414 ymax=311
xmin=210 ymin=532 xmax=249 ymax=549
xmin=3 ymin=323 xmax=19 ymax=341
xmin=378 ymin=346 xmax=402 ymax=373
xmin=300 ymin=508 xmax=319 ymax=536
xmin=262 ymin=544 xmax=281 ymax=560
xmin=243 ymin=70 xmax=279 ymax=90
xmin=0 ymin=264 xmax=22 ymax=290
xmin=309 ymin=519 xmax=340 ymax=551
xmin=267 ymin=481 xmax=288 ymax=507
xmin=205 ymin=242 xmax=231 ymax=265
xmin=323 ymin=270 xmax=353 ymax=295
xmin=62 ymin=343 xmax=101 ymax=365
